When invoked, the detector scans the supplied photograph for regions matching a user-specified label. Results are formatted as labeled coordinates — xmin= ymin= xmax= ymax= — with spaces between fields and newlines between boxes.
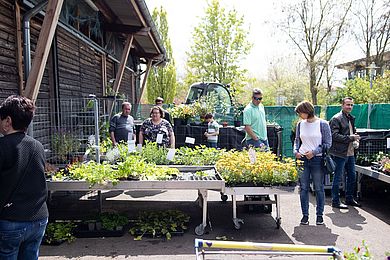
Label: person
xmin=204 ymin=113 xmax=219 ymax=148
xmin=243 ymin=88 xmax=268 ymax=148
xmin=329 ymin=97 xmax=361 ymax=209
xmin=0 ymin=95 xmax=48 ymax=259
xmin=139 ymin=106 xmax=175 ymax=148
xmin=293 ymin=101 xmax=332 ymax=226
xmin=109 ymin=102 xmax=135 ymax=146
xmin=155 ymin=97 xmax=172 ymax=124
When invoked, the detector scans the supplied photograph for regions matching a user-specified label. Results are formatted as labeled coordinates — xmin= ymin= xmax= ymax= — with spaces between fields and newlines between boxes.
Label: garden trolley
xmin=223 ymin=185 xmax=297 ymax=229
xmin=194 ymin=239 xmax=344 ymax=259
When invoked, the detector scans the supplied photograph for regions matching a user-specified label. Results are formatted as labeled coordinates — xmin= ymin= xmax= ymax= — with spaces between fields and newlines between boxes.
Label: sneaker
xmin=300 ymin=216 xmax=309 ymax=225
xmin=345 ymin=199 xmax=361 ymax=207
xmin=332 ymin=203 xmax=348 ymax=209
xmin=316 ymin=216 xmax=324 ymax=225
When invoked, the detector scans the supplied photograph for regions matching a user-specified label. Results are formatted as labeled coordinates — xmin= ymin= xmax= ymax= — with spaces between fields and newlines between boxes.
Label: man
xmin=243 ymin=88 xmax=268 ymax=148
xmin=329 ymin=97 xmax=361 ymax=209
xmin=109 ymin=102 xmax=135 ymax=145
xmin=155 ymin=97 xmax=171 ymax=124
xmin=0 ymin=95 xmax=48 ymax=259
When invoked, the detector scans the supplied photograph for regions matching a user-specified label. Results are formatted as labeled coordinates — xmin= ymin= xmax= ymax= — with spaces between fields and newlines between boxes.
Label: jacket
xmin=329 ymin=111 xmax=356 ymax=158
xmin=293 ymin=119 xmax=332 ymax=156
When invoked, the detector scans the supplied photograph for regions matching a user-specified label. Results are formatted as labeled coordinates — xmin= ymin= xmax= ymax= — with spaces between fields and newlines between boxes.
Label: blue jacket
xmin=293 ymin=119 xmax=332 ymax=156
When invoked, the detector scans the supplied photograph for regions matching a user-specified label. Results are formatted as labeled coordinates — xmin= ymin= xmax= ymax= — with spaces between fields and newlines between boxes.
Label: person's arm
xmin=244 ymin=125 xmax=258 ymax=140
xmin=109 ymin=116 xmax=117 ymax=145
xmin=170 ymin=131 xmax=175 ymax=148
xmin=293 ymin=122 xmax=302 ymax=159
xmin=138 ymin=130 xmax=144 ymax=146
xmin=110 ymin=132 xmax=117 ymax=146
xmin=329 ymin=116 xmax=353 ymax=143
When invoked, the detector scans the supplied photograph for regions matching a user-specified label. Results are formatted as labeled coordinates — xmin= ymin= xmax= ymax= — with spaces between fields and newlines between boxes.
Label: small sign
xmin=137 ymin=144 xmax=142 ymax=152
xmin=387 ymin=138 xmax=390 ymax=149
xmin=166 ymin=148 xmax=176 ymax=161
xmin=185 ymin=137 xmax=195 ymax=144
xmin=128 ymin=140 xmax=135 ymax=152
xmin=248 ymin=147 xmax=256 ymax=164
xmin=156 ymin=133 xmax=164 ymax=144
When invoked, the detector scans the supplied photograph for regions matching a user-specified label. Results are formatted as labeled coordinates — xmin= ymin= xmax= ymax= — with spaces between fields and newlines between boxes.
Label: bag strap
xmin=1 ymin=142 xmax=35 ymax=213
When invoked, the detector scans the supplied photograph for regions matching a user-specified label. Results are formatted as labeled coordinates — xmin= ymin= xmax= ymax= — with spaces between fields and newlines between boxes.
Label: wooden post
xmin=15 ymin=1 xmax=24 ymax=94
xmin=24 ymin=0 xmax=64 ymax=101
xmin=112 ymin=35 xmax=134 ymax=96
xmin=139 ymin=59 xmax=152 ymax=101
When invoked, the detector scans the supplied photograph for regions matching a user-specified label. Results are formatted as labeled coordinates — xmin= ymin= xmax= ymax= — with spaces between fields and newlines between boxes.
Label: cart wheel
xmin=234 ymin=222 xmax=241 ymax=230
xmin=195 ymin=224 xmax=205 ymax=236
xmin=221 ymin=194 xmax=228 ymax=202
xmin=276 ymin=218 xmax=281 ymax=229
xmin=233 ymin=218 xmax=244 ymax=230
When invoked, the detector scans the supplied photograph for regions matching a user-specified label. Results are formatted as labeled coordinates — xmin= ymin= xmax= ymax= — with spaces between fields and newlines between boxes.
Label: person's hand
xmin=204 ymin=132 xmax=208 ymax=137
xmin=304 ymin=151 xmax=314 ymax=159
xmin=350 ymin=134 xmax=360 ymax=141
xmin=295 ymin=152 xmax=303 ymax=159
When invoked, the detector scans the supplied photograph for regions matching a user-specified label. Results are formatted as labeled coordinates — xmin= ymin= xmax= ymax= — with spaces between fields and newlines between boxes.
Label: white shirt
xmin=298 ymin=119 xmax=322 ymax=155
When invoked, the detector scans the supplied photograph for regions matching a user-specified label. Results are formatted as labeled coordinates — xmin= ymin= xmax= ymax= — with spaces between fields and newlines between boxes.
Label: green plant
xmin=174 ymin=145 xmax=226 ymax=165
xmin=44 ymin=222 xmax=76 ymax=244
xmin=99 ymin=212 xmax=128 ymax=231
xmin=129 ymin=210 xmax=190 ymax=240
xmin=343 ymin=240 xmax=373 ymax=260
xmin=52 ymin=130 xmax=81 ymax=162
xmin=140 ymin=141 xmax=170 ymax=165
xmin=169 ymin=104 xmax=195 ymax=119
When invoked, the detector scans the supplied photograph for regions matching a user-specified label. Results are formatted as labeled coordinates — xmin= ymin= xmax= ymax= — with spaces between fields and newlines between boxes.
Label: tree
xmin=352 ymin=0 xmax=390 ymax=72
xmin=185 ymin=0 xmax=252 ymax=96
xmin=146 ymin=7 xmax=177 ymax=104
xmin=282 ymin=0 xmax=352 ymax=104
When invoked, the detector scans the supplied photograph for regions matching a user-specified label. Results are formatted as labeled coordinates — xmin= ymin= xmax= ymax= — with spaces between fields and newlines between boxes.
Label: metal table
xmin=355 ymin=165 xmax=390 ymax=198
xmin=223 ymin=186 xmax=297 ymax=229
xmin=47 ymin=166 xmax=224 ymax=236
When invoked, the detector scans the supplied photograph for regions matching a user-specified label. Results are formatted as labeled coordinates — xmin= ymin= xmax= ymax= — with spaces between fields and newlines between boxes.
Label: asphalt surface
xmin=39 ymin=185 xmax=390 ymax=260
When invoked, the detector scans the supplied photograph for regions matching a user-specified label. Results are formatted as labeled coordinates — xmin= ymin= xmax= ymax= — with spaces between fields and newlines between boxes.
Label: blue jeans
xmin=206 ymin=142 xmax=218 ymax=148
xmin=246 ymin=139 xmax=269 ymax=149
xmin=332 ymin=155 xmax=356 ymax=204
xmin=299 ymin=157 xmax=325 ymax=217
xmin=0 ymin=218 xmax=48 ymax=260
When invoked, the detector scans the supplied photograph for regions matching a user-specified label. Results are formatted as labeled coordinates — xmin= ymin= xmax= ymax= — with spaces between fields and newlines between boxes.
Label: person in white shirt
xmin=204 ymin=113 xmax=219 ymax=148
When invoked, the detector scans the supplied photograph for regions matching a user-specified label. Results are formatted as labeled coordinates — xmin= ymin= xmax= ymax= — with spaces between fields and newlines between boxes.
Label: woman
xmin=0 ymin=95 xmax=48 ymax=259
xmin=139 ymin=106 xmax=175 ymax=148
xmin=293 ymin=101 xmax=331 ymax=226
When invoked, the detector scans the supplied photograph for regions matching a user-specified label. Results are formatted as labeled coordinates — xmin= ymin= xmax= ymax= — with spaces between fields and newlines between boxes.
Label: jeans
xmin=332 ymin=155 xmax=356 ymax=204
xmin=246 ymin=139 xmax=269 ymax=149
xmin=299 ymin=156 xmax=325 ymax=217
xmin=0 ymin=218 xmax=48 ymax=260
xmin=206 ymin=142 xmax=218 ymax=148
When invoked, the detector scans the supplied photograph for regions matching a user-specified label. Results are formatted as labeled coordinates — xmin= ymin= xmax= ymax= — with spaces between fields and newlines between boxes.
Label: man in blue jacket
xmin=329 ymin=97 xmax=361 ymax=209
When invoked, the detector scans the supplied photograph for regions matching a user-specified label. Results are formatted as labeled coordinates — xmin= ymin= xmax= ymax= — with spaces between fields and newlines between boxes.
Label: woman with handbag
xmin=0 ymin=96 xmax=48 ymax=259
xmin=293 ymin=101 xmax=332 ymax=226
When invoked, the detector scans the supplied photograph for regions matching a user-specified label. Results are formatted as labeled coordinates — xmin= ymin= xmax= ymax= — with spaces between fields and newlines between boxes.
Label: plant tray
xmin=74 ymin=224 xmax=126 ymax=238
xmin=132 ymin=229 xmax=185 ymax=239
xmin=41 ymin=238 xmax=66 ymax=246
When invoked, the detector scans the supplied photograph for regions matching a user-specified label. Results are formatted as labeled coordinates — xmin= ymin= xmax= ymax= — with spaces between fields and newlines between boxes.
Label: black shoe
xmin=300 ymin=216 xmax=309 ymax=225
xmin=316 ymin=216 xmax=324 ymax=225
xmin=345 ymin=199 xmax=361 ymax=207
xmin=332 ymin=203 xmax=348 ymax=209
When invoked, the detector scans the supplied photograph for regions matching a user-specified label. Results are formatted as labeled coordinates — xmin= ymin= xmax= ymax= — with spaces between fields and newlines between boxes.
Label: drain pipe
xmin=23 ymin=0 xmax=48 ymax=82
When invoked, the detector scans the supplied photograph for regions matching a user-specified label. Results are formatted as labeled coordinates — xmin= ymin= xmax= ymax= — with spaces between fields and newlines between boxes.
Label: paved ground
xmin=40 ymin=184 xmax=390 ymax=260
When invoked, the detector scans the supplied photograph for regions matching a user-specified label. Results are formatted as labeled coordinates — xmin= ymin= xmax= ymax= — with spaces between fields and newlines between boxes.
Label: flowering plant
xmin=169 ymin=104 xmax=195 ymax=119
xmin=344 ymin=240 xmax=373 ymax=260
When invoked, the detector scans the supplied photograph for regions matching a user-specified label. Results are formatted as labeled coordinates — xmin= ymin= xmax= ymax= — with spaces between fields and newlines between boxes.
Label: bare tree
xmin=282 ymin=0 xmax=352 ymax=104
xmin=352 ymin=0 xmax=390 ymax=72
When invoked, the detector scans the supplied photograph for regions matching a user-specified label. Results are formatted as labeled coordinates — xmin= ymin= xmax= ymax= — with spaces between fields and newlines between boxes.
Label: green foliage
xmin=99 ymin=212 xmax=128 ymax=231
xmin=68 ymin=161 xmax=118 ymax=186
xmin=343 ymin=240 xmax=373 ymax=260
xmin=185 ymin=0 xmax=252 ymax=92
xmin=52 ymin=130 xmax=81 ymax=162
xmin=140 ymin=141 xmax=170 ymax=165
xmin=174 ymin=145 xmax=226 ymax=165
xmin=169 ymin=104 xmax=195 ymax=119
xmin=129 ymin=210 xmax=190 ymax=240
xmin=147 ymin=7 xmax=177 ymax=104
xmin=332 ymin=71 xmax=390 ymax=104
xmin=44 ymin=222 xmax=76 ymax=244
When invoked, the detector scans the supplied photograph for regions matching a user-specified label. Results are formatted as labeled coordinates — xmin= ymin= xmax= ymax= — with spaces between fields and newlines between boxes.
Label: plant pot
xmin=173 ymin=118 xmax=188 ymax=126
xmin=87 ymin=222 xmax=95 ymax=231
xmin=222 ymin=122 xmax=228 ymax=127
xmin=233 ymin=120 xmax=241 ymax=127
xmin=95 ymin=222 xmax=102 ymax=231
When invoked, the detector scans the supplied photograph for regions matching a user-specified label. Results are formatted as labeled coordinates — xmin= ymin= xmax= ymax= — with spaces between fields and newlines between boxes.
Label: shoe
xmin=332 ymin=203 xmax=348 ymax=209
xmin=345 ymin=199 xmax=361 ymax=207
xmin=300 ymin=216 xmax=309 ymax=225
xmin=316 ymin=216 xmax=324 ymax=225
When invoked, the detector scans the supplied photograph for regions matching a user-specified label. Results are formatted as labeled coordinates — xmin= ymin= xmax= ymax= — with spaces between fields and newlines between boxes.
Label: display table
xmin=47 ymin=166 xmax=224 ymax=236
xmin=355 ymin=165 xmax=390 ymax=198
xmin=223 ymin=185 xmax=297 ymax=229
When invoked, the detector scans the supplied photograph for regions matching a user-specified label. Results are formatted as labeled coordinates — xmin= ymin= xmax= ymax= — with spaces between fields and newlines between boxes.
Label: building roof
xmin=336 ymin=51 xmax=390 ymax=71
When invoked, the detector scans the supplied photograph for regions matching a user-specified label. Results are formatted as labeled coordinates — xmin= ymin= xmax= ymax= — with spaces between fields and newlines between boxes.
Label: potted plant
xmin=43 ymin=222 xmax=76 ymax=245
xmin=233 ymin=102 xmax=244 ymax=127
xmin=169 ymin=104 xmax=195 ymax=126
xmin=99 ymin=212 xmax=128 ymax=231
xmin=51 ymin=129 xmax=81 ymax=164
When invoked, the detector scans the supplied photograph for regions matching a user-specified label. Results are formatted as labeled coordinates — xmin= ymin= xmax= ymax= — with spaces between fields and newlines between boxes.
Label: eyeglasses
xmin=253 ymin=96 xmax=263 ymax=101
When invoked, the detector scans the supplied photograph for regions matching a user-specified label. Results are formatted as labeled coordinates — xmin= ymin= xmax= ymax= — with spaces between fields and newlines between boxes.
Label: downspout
xmin=23 ymin=0 xmax=48 ymax=82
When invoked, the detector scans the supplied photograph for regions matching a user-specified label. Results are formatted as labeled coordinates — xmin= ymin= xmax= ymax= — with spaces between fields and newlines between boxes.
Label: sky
xmin=145 ymin=0 xmax=364 ymax=80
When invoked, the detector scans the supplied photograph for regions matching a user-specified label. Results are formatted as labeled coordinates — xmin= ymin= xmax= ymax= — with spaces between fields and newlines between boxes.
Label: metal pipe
xmin=23 ymin=0 xmax=48 ymax=81
xmin=90 ymin=94 xmax=100 ymax=163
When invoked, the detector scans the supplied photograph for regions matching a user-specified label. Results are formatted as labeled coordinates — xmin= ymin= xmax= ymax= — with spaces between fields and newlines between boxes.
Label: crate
xmin=356 ymin=129 xmax=390 ymax=157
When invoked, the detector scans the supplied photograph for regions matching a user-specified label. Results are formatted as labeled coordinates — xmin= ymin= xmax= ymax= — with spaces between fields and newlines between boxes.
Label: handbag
xmin=323 ymin=148 xmax=336 ymax=174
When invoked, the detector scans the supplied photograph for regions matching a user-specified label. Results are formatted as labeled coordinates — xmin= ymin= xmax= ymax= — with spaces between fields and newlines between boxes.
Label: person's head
xmin=121 ymin=102 xmax=131 ymax=116
xmin=205 ymin=113 xmax=214 ymax=123
xmin=341 ymin=97 xmax=354 ymax=114
xmin=295 ymin=101 xmax=315 ymax=120
xmin=251 ymin=88 xmax=263 ymax=106
xmin=150 ymin=106 xmax=165 ymax=121
xmin=0 ymin=95 xmax=35 ymax=134
xmin=155 ymin=97 xmax=164 ymax=107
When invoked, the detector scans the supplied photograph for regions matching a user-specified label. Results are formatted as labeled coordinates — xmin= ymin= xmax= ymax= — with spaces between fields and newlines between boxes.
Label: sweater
xmin=0 ymin=132 xmax=48 ymax=221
